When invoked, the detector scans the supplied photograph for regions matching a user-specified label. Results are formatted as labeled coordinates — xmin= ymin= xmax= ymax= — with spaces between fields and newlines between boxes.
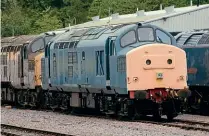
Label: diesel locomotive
xmin=1 ymin=31 xmax=65 ymax=106
xmin=1 ymin=23 xmax=189 ymax=120
xmin=176 ymin=30 xmax=209 ymax=115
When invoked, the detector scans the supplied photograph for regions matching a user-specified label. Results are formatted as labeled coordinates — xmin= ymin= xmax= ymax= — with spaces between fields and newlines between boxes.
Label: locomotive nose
xmin=126 ymin=43 xmax=187 ymax=91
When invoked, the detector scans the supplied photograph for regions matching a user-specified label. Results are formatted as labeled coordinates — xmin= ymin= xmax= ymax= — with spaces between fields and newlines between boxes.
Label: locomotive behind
xmin=1 ymin=23 xmax=189 ymax=121
xmin=176 ymin=30 xmax=209 ymax=115
xmin=1 ymin=31 xmax=65 ymax=106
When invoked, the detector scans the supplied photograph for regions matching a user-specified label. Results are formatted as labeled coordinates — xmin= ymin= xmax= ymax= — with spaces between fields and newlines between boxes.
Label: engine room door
xmin=34 ymin=53 xmax=43 ymax=87
xmin=105 ymin=37 xmax=117 ymax=86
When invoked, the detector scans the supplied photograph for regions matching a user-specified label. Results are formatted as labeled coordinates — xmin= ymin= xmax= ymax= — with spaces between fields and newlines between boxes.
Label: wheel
xmin=60 ymin=94 xmax=70 ymax=111
xmin=42 ymin=92 xmax=50 ymax=109
xmin=17 ymin=91 xmax=24 ymax=106
xmin=127 ymin=104 xmax=135 ymax=120
xmin=153 ymin=111 xmax=162 ymax=121
xmin=153 ymin=104 xmax=162 ymax=121
xmin=166 ymin=113 xmax=174 ymax=121
xmin=29 ymin=92 xmax=37 ymax=108
xmin=49 ymin=92 xmax=59 ymax=111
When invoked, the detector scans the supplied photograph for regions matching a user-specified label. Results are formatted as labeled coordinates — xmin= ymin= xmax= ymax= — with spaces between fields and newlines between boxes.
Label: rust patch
xmin=188 ymin=68 xmax=198 ymax=74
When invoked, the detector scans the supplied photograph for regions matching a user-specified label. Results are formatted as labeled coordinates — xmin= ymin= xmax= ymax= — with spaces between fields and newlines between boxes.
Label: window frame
xmin=155 ymin=29 xmax=172 ymax=45
xmin=68 ymin=52 xmax=77 ymax=64
xmin=120 ymin=30 xmax=137 ymax=47
xmin=137 ymin=27 xmax=155 ymax=42
xmin=96 ymin=50 xmax=105 ymax=76
xmin=30 ymin=37 xmax=45 ymax=53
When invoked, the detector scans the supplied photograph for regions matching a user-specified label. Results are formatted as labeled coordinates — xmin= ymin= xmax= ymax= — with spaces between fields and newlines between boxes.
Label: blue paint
xmin=185 ymin=47 xmax=209 ymax=86
xmin=43 ymin=24 xmax=177 ymax=94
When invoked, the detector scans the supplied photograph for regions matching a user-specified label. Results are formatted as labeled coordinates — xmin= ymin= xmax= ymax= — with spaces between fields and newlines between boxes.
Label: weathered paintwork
xmin=184 ymin=46 xmax=209 ymax=86
xmin=43 ymin=23 xmax=186 ymax=96
xmin=34 ymin=53 xmax=44 ymax=86
xmin=126 ymin=43 xmax=187 ymax=91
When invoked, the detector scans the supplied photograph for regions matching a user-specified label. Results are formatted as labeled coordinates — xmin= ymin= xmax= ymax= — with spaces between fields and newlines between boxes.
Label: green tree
xmin=88 ymin=0 xmax=191 ymax=18
xmin=32 ymin=13 xmax=61 ymax=34
xmin=1 ymin=0 xmax=31 ymax=37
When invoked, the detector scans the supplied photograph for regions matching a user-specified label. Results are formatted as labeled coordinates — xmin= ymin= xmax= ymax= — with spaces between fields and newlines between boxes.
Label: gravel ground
xmin=1 ymin=127 xmax=43 ymax=136
xmin=175 ymin=114 xmax=209 ymax=123
xmin=1 ymin=107 xmax=209 ymax=136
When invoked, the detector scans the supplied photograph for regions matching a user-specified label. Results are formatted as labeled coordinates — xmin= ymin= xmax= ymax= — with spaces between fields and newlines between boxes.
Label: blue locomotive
xmin=176 ymin=30 xmax=209 ymax=115
xmin=40 ymin=23 xmax=188 ymax=120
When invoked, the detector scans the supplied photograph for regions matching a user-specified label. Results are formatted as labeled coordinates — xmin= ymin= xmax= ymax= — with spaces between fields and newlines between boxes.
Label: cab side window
xmin=156 ymin=29 xmax=172 ymax=44
xmin=121 ymin=31 xmax=136 ymax=47
xmin=31 ymin=38 xmax=45 ymax=52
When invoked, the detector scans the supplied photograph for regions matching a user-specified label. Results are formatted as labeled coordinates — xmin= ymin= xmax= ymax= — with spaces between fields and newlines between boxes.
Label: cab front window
xmin=120 ymin=30 xmax=136 ymax=47
xmin=137 ymin=27 xmax=154 ymax=42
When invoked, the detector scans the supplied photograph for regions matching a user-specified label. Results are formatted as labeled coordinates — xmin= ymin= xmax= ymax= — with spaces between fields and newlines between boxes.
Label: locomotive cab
xmin=115 ymin=24 xmax=189 ymax=120
xmin=126 ymin=43 xmax=188 ymax=119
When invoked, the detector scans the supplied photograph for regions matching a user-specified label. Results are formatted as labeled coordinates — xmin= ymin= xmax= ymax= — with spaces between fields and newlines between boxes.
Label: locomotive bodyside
xmin=176 ymin=31 xmax=209 ymax=115
xmin=1 ymin=33 xmax=64 ymax=107
xmin=1 ymin=35 xmax=38 ymax=104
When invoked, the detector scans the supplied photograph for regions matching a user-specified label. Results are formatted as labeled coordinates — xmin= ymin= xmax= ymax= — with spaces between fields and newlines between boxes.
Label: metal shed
xmin=60 ymin=4 xmax=209 ymax=34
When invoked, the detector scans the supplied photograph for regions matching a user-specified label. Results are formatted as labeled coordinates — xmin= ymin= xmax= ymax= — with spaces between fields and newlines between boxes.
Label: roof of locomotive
xmin=175 ymin=30 xmax=209 ymax=48
xmin=50 ymin=23 xmax=177 ymax=51
xmin=50 ymin=23 xmax=136 ymax=49
xmin=1 ymin=35 xmax=38 ymax=47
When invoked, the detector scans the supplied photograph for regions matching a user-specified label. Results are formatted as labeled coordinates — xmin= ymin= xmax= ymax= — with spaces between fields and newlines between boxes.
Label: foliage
xmin=1 ymin=0 xmax=31 ymax=37
xmin=1 ymin=0 xmax=209 ymax=37
xmin=32 ymin=13 xmax=61 ymax=34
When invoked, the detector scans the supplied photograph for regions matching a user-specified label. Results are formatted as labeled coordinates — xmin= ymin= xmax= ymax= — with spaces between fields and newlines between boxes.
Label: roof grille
xmin=176 ymin=34 xmax=192 ymax=46
xmin=185 ymin=34 xmax=202 ymax=46
xmin=176 ymin=31 xmax=209 ymax=47
xmin=198 ymin=33 xmax=209 ymax=44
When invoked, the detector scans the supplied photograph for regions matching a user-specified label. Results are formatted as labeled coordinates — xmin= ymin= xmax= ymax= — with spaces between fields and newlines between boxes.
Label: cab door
xmin=34 ymin=53 xmax=44 ymax=87
xmin=105 ymin=37 xmax=117 ymax=86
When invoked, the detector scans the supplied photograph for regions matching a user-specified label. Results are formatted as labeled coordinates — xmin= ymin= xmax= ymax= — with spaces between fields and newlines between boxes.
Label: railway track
xmin=136 ymin=119 xmax=209 ymax=132
xmin=2 ymin=107 xmax=209 ymax=134
xmin=69 ymin=111 xmax=209 ymax=132
xmin=1 ymin=124 xmax=73 ymax=136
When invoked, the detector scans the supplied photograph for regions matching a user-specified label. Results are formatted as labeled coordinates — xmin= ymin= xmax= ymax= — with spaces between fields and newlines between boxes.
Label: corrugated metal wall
xmin=146 ymin=6 xmax=209 ymax=32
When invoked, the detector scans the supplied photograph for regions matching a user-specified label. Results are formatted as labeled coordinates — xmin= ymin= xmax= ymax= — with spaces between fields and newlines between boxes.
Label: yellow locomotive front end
xmin=126 ymin=43 xmax=189 ymax=120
